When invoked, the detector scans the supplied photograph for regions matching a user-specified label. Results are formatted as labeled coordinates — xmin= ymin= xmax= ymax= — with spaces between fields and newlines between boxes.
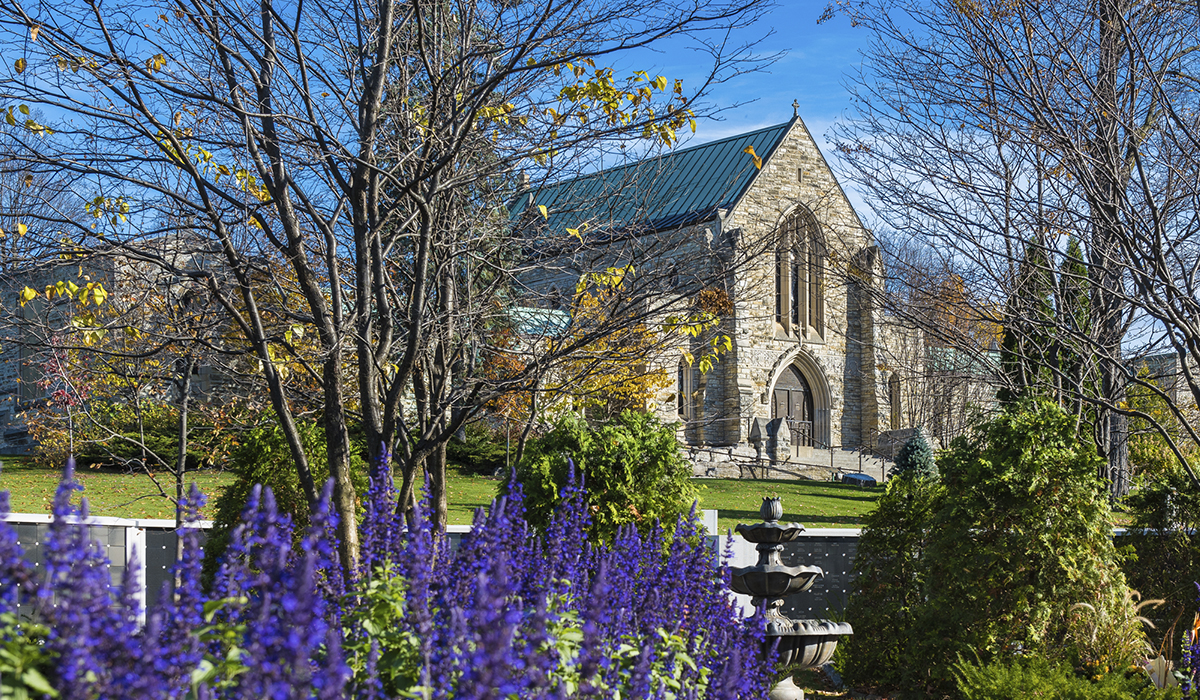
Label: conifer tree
xmin=999 ymin=239 xmax=1057 ymax=403
xmin=892 ymin=426 xmax=936 ymax=480
xmin=1056 ymin=236 xmax=1093 ymax=419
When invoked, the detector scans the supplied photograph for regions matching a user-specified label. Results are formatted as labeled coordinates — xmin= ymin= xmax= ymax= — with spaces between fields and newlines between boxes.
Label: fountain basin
xmin=730 ymin=563 xmax=823 ymax=597
xmin=768 ymin=619 xmax=854 ymax=669
xmin=735 ymin=521 xmax=807 ymax=544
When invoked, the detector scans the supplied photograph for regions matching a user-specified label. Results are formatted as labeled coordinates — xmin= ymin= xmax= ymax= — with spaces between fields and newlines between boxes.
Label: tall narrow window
xmin=790 ymin=246 xmax=802 ymax=328
xmin=773 ymin=208 xmax=825 ymax=340
xmin=774 ymin=248 xmax=785 ymax=325
xmin=889 ymin=373 xmax=901 ymax=430
xmin=677 ymin=361 xmax=698 ymax=420
xmin=809 ymin=234 xmax=825 ymax=338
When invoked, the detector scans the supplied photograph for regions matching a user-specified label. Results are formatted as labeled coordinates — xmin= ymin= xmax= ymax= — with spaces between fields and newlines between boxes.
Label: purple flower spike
xmin=9 ymin=456 xmax=767 ymax=700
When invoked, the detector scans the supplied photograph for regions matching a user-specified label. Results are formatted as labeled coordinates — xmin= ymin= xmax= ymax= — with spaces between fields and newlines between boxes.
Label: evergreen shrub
xmin=1122 ymin=472 xmax=1200 ymax=656
xmin=512 ymin=410 xmax=696 ymax=540
xmin=891 ymin=426 xmax=936 ymax=480
xmin=955 ymin=656 xmax=1180 ymax=700
xmin=446 ymin=420 xmax=511 ymax=476
xmin=842 ymin=400 xmax=1147 ymax=697
xmin=201 ymin=419 xmax=367 ymax=584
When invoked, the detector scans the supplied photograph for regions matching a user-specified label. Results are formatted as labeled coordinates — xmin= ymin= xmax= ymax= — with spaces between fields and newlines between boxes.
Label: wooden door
xmin=772 ymin=365 xmax=813 ymax=447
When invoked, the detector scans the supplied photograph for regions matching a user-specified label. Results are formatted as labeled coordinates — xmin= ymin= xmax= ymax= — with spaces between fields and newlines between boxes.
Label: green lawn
xmin=442 ymin=472 xmax=886 ymax=530
xmin=694 ymin=478 xmax=883 ymax=532
xmin=0 ymin=456 xmax=236 ymax=520
xmin=443 ymin=469 xmax=508 ymax=525
xmin=0 ymin=457 xmax=884 ymax=529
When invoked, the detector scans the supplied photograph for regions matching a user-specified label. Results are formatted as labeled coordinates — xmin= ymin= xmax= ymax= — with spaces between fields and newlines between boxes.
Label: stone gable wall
xmin=714 ymin=117 xmax=877 ymax=449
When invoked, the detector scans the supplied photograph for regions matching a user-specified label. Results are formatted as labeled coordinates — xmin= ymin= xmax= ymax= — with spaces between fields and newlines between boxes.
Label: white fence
xmin=2 ymin=510 xmax=864 ymax=619
xmin=1 ymin=512 xmax=213 ymax=621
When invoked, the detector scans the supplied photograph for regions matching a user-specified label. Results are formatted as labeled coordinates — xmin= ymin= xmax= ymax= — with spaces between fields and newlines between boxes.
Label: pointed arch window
xmin=774 ymin=209 xmax=825 ymax=340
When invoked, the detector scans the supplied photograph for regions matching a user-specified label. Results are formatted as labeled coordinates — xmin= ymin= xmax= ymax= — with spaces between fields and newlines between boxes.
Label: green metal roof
xmin=926 ymin=346 xmax=1000 ymax=375
xmin=509 ymin=306 xmax=570 ymax=337
xmin=512 ymin=121 xmax=792 ymax=239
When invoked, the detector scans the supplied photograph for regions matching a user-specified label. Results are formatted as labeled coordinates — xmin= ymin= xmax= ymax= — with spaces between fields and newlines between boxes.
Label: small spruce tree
xmin=892 ymin=427 xmax=936 ymax=480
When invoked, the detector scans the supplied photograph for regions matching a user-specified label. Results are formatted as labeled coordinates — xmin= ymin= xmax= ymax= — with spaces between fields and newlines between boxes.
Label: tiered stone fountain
xmin=731 ymin=497 xmax=853 ymax=700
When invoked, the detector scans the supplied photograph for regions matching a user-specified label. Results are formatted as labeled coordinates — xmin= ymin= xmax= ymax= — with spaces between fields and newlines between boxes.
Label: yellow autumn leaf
xmin=537 ymin=204 xmax=548 ymax=220
xmin=91 ymin=283 xmax=108 ymax=305
xmin=16 ymin=223 xmax=27 ymax=236
xmin=743 ymin=145 xmax=762 ymax=170
xmin=19 ymin=286 xmax=36 ymax=306
xmin=14 ymin=58 xmax=26 ymax=74
xmin=30 ymin=26 xmax=39 ymax=42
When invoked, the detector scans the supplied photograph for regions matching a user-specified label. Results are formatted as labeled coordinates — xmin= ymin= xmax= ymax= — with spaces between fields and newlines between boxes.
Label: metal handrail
xmin=784 ymin=418 xmax=813 ymax=447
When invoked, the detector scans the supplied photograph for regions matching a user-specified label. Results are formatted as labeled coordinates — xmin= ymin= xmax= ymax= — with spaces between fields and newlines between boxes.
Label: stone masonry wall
xmin=718 ymin=117 xmax=876 ymax=449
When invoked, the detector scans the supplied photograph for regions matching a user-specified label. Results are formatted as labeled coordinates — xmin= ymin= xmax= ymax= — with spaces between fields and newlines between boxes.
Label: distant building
xmin=0 ymin=239 xmax=237 ymax=453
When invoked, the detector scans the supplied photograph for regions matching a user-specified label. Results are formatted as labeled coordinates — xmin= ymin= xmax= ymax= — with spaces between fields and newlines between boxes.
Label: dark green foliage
xmin=955 ymin=656 xmax=1179 ymax=700
xmin=920 ymin=401 xmax=1137 ymax=689
xmin=840 ymin=475 xmax=943 ymax=694
xmin=342 ymin=564 xmax=422 ymax=695
xmin=841 ymin=400 xmax=1144 ymax=697
xmin=892 ymin=427 xmax=936 ymax=480
xmin=201 ymin=419 xmax=367 ymax=585
xmin=446 ymin=421 xmax=511 ymax=477
xmin=512 ymin=410 xmax=696 ymax=541
xmin=1122 ymin=470 xmax=1200 ymax=655
xmin=0 ymin=612 xmax=57 ymax=700
xmin=51 ymin=401 xmax=228 ymax=473
xmin=999 ymin=241 xmax=1057 ymax=404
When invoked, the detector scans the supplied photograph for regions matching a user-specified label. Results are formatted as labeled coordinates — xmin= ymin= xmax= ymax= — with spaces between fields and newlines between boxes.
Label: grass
xmin=0 ymin=457 xmax=500 ymax=524
xmin=694 ymin=478 xmax=884 ymax=532
xmin=444 ymin=468 xmax=508 ymax=525
xmin=442 ymin=471 xmax=887 ymax=530
xmin=0 ymin=455 xmax=236 ymax=520
xmin=0 ymin=455 xmax=883 ymax=529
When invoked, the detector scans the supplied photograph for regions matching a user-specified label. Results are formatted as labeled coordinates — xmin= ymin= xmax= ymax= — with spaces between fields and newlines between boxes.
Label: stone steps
xmin=689 ymin=446 xmax=892 ymax=483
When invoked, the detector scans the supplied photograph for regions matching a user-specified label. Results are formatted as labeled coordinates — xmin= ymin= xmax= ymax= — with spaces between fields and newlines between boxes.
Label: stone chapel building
xmin=521 ymin=112 xmax=919 ymax=476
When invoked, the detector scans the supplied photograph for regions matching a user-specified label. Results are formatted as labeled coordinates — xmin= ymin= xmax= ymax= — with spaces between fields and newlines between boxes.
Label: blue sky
xmin=615 ymin=3 xmax=875 ymax=201
xmin=639 ymin=3 xmax=871 ymax=149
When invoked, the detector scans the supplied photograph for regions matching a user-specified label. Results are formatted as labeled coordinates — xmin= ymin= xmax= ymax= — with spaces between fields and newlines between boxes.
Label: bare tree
xmin=826 ymin=0 xmax=1200 ymax=496
xmin=0 ymin=0 xmax=774 ymax=569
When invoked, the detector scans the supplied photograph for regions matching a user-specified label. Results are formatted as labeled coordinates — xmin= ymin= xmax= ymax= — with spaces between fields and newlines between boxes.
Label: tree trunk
xmin=174 ymin=356 xmax=194 ymax=529
xmin=1091 ymin=0 xmax=1132 ymax=499
xmin=513 ymin=387 xmax=539 ymax=473
xmin=174 ymin=355 xmax=194 ymax=593
xmin=428 ymin=439 xmax=449 ymax=533
xmin=324 ymin=356 xmax=359 ymax=575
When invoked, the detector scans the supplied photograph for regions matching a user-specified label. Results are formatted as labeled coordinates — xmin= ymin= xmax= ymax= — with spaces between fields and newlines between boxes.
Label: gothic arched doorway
xmin=772 ymin=364 xmax=814 ymax=447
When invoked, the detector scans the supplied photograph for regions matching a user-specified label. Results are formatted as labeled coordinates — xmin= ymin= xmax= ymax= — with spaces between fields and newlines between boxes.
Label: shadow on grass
xmin=701 ymin=479 xmax=884 ymax=504
xmin=717 ymin=509 xmax=867 ymax=528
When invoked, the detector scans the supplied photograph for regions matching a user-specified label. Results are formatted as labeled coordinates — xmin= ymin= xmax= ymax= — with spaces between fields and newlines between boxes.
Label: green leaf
xmin=21 ymin=668 xmax=58 ymax=696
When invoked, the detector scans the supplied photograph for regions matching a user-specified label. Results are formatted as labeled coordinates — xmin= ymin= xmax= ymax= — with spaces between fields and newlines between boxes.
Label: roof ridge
xmin=657 ymin=120 xmax=791 ymax=159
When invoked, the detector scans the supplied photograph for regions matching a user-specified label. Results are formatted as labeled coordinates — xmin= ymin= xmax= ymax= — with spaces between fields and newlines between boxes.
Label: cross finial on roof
xmin=792 ymin=99 xmax=800 ymax=117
